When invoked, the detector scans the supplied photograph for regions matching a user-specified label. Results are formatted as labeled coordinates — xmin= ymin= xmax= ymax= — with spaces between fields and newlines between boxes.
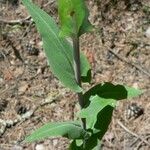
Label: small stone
xmin=53 ymin=139 xmax=58 ymax=146
xmin=132 ymin=82 xmax=138 ymax=89
xmin=37 ymin=68 xmax=42 ymax=74
xmin=0 ymin=78 xmax=3 ymax=83
xmin=35 ymin=144 xmax=45 ymax=150
xmin=38 ymin=41 xmax=43 ymax=47
xmin=145 ymin=27 xmax=150 ymax=38
xmin=11 ymin=145 xmax=23 ymax=150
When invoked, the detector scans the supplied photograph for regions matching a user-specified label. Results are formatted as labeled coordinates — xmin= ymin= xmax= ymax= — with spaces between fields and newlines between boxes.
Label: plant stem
xmin=72 ymin=36 xmax=86 ymax=130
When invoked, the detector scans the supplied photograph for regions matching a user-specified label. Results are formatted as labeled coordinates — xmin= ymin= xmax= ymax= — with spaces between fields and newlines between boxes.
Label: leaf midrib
xmin=25 ymin=1 xmax=75 ymax=75
xmin=26 ymin=123 xmax=81 ymax=141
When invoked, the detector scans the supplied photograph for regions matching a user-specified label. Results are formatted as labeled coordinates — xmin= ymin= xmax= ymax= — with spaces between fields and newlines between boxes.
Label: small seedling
xmin=22 ymin=0 xmax=142 ymax=149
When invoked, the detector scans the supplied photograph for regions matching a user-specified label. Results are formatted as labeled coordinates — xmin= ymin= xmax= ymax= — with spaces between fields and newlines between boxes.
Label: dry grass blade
xmin=117 ymin=120 xmax=150 ymax=147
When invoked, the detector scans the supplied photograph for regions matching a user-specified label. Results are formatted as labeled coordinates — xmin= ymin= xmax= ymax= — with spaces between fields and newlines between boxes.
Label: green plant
xmin=22 ymin=0 xmax=142 ymax=149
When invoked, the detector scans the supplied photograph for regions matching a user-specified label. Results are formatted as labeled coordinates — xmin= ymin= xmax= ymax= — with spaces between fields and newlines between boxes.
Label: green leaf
xmin=79 ymin=96 xmax=115 ymax=143
xmin=25 ymin=121 xmax=88 ymax=142
xmin=84 ymin=134 xmax=102 ymax=150
xmin=125 ymin=86 xmax=143 ymax=98
xmin=80 ymin=82 xmax=142 ymax=141
xmin=82 ymin=106 xmax=113 ymax=149
xmin=58 ymin=0 xmax=93 ymax=37
xmin=83 ymin=82 xmax=142 ymax=105
xmin=80 ymin=95 xmax=116 ymax=129
xmin=80 ymin=53 xmax=91 ymax=83
xmin=22 ymin=0 xmax=91 ymax=92
xmin=69 ymin=138 xmax=101 ymax=150
xmin=69 ymin=140 xmax=83 ymax=150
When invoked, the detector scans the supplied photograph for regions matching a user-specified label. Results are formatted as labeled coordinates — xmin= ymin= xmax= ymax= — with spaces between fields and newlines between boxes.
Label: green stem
xmin=72 ymin=36 xmax=86 ymax=130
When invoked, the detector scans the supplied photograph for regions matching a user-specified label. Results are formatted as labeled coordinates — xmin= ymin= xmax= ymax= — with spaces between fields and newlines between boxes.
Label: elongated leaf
xmin=83 ymin=82 xmax=142 ymax=105
xmin=80 ymin=95 xmax=116 ymax=129
xmin=25 ymin=121 xmax=88 ymax=142
xmin=22 ymin=0 xmax=91 ymax=92
xmin=58 ymin=0 xmax=93 ymax=37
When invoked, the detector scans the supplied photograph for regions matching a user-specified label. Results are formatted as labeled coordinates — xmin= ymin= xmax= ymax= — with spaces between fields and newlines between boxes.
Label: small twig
xmin=136 ymin=135 xmax=150 ymax=150
xmin=20 ymin=21 xmax=33 ymax=39
xmin=43 ymin=0 xmax=55 ymax=8
xmin=0 ymin=93 xmax=60 ymax=137
xmin=117 ymin=120 xmax=150 ymax=146
xmin=0 ymin=0 xmax=55 ymax=25
xmin=19 ymin=1 xmax=55 ymax=40
xmin=130 ymin=138 xmax=140 ymax=147
xmin=109 ymin=50 xmax=150 ymax=78
xmin=0 ymin=16 xmax=31 ymax=25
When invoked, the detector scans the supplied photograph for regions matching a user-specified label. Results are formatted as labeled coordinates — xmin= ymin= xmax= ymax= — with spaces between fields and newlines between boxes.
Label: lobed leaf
xmin=22 ymin=0 xmax=91 ymax=92
xmin=80 ymin=106 xmax=113 ymax=149
xmin=80 ymin=95 xmax=116 ymax=129
xmin=79 ymin=96 xmax=115 ymax=144
xmin=80 ymin=82 xmax=142 ymax=141
xmin=25 ymin=121 xmax=88 ymax=142
xmin=83 ymin=82 xmax=142 ymax=105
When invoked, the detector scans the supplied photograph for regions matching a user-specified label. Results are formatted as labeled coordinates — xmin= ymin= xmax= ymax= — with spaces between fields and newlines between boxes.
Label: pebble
xmin=53 ymin=139 xmax=58 ymax=146
xmin=145 ymin=27 xmax=150 ymax=38
xmin=0 ymin=77 xmax=3 ymax=83
xmin=35 ymin=144 xmax=45 ymax=150
xmin=37 ymin=41 xmax=43 ymax=47
xmin=132 ymin=82 xmax=139 ymax=89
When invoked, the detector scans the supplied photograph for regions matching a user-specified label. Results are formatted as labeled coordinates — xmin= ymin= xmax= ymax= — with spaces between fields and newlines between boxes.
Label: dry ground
xmin=0 ymin=0 xmax=150 ymax=150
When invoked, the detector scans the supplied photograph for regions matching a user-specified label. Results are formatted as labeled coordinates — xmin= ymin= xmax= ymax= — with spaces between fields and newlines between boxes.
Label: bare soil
xmin=0 ymin=0 xmax=150 ymax=150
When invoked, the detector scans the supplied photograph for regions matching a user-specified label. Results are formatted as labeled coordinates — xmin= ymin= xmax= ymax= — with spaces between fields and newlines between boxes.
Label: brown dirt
xmin=0 ymin=0 xmax=150 ymax=150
